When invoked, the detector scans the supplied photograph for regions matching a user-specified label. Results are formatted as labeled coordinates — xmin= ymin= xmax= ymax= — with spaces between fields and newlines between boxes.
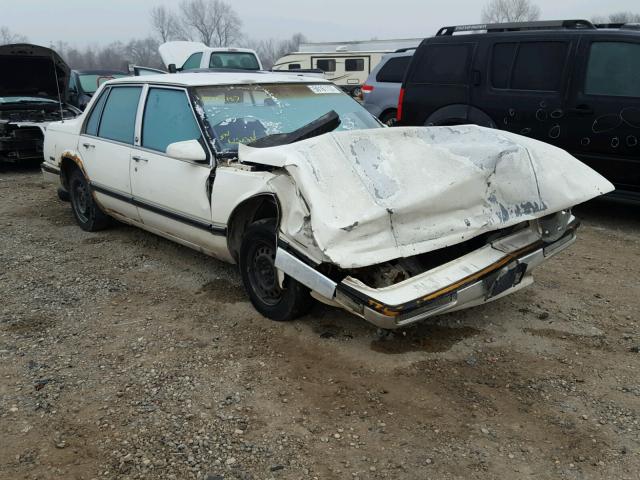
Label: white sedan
xmin=41 ymin=72 xmax=613 ymax=329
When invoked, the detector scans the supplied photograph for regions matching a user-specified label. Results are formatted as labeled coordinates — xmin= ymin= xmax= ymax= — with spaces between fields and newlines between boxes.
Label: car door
xmin=79 ymin=84 xmax=142 ymax=222
xmin=565 ymin=35 xmax=640 ymax=194
xmin=471 ymin=36 xmax=574 ymax=145
xmin=129 ymin=85 xmax=224 ymax=253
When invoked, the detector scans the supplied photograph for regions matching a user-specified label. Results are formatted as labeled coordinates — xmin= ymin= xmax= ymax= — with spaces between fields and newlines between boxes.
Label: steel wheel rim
xmin=249 ymin=241 xmax=282 ymax=306
xmin=72 ymin=179 xmax=90 ymax=223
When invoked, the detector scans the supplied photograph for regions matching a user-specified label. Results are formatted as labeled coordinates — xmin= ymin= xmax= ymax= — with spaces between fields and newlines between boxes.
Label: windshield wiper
xmin=247 ymin=110 xmax=341 ymax=148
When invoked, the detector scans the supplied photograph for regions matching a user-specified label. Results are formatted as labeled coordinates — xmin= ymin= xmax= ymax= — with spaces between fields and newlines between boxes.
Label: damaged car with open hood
xmin=0 ymin=44 xmax=80 ymax=164
xmin=41 ymin=72 xmax=613 ymax=329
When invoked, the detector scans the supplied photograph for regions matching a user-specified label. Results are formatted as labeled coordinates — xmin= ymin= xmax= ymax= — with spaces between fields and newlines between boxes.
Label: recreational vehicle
xmin=272 ymin=38 xmax=422 ymax=97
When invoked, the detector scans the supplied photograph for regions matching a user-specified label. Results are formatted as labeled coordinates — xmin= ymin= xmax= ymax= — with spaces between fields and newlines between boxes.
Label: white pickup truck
xmin=159 ymin=41 xmax=262 ymax=72
xmin=41 ymin=72 xmax=612 ymax=329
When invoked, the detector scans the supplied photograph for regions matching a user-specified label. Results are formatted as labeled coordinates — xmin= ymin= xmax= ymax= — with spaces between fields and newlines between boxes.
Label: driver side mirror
xmin=166 ymin=139 xmax=208 ymax=163
xmin=168 ymin=63 xmax=178 ymax=74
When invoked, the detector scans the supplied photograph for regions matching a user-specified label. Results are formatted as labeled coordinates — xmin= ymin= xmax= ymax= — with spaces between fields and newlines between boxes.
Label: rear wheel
xmin=69 ymin=169 xmax=110 ymax=231
xmin=240 ymin=219 xmax=313 ymax=321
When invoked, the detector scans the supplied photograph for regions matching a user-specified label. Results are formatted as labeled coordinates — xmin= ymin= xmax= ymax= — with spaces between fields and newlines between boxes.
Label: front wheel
xmin=69 ymin=169 xmax=110 ymax=231
xmin=239 ymin=219 xmax=313 ymax=321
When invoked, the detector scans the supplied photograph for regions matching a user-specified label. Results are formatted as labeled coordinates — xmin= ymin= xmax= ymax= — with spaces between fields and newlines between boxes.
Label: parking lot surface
xmin=1 ymin=168 xmax=639 ymax=480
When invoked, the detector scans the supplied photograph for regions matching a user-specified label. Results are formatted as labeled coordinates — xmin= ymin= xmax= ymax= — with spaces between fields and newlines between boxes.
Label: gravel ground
xmin=1 ymin=167 xmax=639 ymax=480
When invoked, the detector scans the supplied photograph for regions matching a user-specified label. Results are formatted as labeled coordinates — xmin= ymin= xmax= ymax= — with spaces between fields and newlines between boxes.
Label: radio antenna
xmin=51 ymin=50 xmax=64 ymax=121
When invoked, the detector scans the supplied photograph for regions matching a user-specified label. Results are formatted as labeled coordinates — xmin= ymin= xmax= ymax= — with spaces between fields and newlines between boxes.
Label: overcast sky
xmin=2 ymin=0 xmax=639 ymax=47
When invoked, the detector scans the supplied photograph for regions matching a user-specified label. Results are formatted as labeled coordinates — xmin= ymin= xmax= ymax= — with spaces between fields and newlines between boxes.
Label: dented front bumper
xmin=275 ymin=221 xmax=578 ymax=329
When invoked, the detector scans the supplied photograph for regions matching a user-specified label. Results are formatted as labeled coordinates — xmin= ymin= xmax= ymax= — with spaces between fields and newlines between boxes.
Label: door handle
xmin=132 ymin=155 xmax=148 ymax=163
xmin=82 ymin=142 xmax=95 ymax=149
xmin=568 ymin=105 xmax=594 ymax=115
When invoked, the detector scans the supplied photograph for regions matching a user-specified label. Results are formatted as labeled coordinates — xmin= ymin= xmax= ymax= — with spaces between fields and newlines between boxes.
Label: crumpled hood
xmin=0 ymin=44 xmax=70 ymax=101
xmin=240 ymin=125 xmax=614 ymax=268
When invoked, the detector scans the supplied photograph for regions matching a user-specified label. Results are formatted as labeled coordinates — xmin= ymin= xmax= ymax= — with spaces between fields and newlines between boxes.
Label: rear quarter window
xmin=409 ymin=44 xmax=471 ymax=84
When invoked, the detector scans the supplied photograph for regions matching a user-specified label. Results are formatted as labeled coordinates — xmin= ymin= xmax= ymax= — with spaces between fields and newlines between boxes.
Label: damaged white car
xmin=41 ymin=73 xmax=613 ymax=329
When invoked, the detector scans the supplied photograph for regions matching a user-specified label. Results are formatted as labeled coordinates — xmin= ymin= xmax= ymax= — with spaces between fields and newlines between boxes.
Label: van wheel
xmin=379 ymin=111 xmax=397 ymax=127
xmin=69 ymin=169 xmax=110 ymax=231
xmin=240 ymin=219 xmax=313 ymax=321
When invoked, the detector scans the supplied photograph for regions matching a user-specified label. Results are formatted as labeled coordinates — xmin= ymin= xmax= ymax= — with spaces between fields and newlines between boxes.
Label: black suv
xmin=397 ymin=20 xmax=640 ymax=199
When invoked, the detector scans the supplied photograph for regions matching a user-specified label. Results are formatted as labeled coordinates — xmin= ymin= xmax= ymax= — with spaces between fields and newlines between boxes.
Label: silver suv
xmin=361 ymin=49 xmax=414 ymax=125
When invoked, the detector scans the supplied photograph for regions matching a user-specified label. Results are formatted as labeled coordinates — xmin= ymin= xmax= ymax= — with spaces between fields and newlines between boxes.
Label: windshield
xmin=193 ymin=83 xmax=380 ymax=154
xmin=0 ymin=96 xmax=59 ymax=104
xmin=79 ymin=74 xmax=127 ymax=94
xmin=209 ymin=52 xmax=260 ymax=70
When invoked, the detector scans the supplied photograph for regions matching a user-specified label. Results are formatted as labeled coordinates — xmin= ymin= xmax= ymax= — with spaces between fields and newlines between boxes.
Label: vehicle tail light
xmin=397 ymin=87 xmax=405 ymax=122
xmin=362 ymin=84 xmax=374 ymax=93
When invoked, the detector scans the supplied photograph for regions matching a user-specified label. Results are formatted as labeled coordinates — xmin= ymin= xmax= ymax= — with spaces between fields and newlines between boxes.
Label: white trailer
xmin=272 ymin=38 xmax=423 ymax=96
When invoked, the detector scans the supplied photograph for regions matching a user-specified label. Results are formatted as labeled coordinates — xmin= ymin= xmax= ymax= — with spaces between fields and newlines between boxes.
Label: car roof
xmin=106 ymin=71 xmax=330 ymax=87
xmin=75 ymin=69 xmax=128 ymax=75
xmin=427 ymin=27 xmax=640 ymax=42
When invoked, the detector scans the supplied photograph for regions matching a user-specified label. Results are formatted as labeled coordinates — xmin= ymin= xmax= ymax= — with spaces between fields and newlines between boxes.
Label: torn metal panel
xmin=239 ymin=125 xmax=614 ymax=269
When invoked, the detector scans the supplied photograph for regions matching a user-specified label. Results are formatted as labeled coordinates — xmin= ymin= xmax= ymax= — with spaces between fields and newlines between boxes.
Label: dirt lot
xmin=1 ymin=167 xmax=639 ymax=480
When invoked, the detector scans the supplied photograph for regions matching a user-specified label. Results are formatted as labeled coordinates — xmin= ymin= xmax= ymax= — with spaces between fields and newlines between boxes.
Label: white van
xmin=159 ymin=41 xmax=263 ymax=72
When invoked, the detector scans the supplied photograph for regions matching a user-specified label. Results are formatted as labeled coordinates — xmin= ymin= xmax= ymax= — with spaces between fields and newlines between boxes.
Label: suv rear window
xmin=492 ymin=42 xmax=568 ymax=92
xmin=409 ymin=44 xmax=471 ymax=84
xmin=376 ymin=56 xmax=411 ymax=83
xmin=585 ymin=42 xmax=640 ymax=98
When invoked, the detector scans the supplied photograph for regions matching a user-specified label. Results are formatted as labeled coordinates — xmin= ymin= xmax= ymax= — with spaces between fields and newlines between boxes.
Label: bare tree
xmin=126 ymin=37 xmax=162 ymax=66
xmin=0 ymin=26 xmax=28 ymax=44
xmin=481 ymin=0 xmax=541 ymax=23
xmin=150 ymin=6 xmax=185 ymax=42
xmin=609 ymin=11 xmax=640 ymax=23
xmin=179 ymin=0 xmax=242 ymax=46
xmin=248 ymin=33 xmax=307 ymax=69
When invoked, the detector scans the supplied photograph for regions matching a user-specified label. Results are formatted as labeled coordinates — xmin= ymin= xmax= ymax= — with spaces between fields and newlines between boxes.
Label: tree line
xmin=0 ymin=0 xmax=306 ymax=71
xmin=2 ymin=0 xmax=640 ymax=71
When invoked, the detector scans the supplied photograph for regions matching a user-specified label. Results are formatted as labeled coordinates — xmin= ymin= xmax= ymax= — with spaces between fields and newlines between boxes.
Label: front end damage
xmin=0 ymin=43 xmax=78 ymax=164
xmin=239 ymin=125 xmax=614 ymax=328
xmin=275 ymin=215 xmax=577 ymax=329
xmin=0 ymin=106 xmax=76 ymax=163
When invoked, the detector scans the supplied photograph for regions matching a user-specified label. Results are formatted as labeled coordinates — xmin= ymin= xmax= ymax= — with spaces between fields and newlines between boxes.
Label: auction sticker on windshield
xmin=308 ymin=84 xmax=341 ymax=94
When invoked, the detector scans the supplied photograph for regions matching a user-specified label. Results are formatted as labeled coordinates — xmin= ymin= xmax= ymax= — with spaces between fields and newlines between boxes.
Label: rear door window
xmin=409 ymin=44 xmax=471 ymax=84
xmin=142 ymin=88 xmax=202 ymax=154
xmin=511 ymin=42 xmax=567 ymax=91
xmin=97 ymin=86 xmax=142 ymax=144
xmin=585 ymin=42 xmax=640 ymax=97
xmin=491 ymin=43 xmax=517 ymax=89
xmin=376 ymin=56 xmax=411 ymax=83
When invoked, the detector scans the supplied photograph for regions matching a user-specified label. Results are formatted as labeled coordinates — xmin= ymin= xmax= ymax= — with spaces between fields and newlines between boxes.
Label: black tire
xmin=239 ymin=219 xmax=313 ymax=321
xmin=69 ymin=168 xmax=110 ymax=231
xmin=379 ymin=110 xmax=398 ymax=127
xmin=57 ymin=187 xmax=70 ymax=202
